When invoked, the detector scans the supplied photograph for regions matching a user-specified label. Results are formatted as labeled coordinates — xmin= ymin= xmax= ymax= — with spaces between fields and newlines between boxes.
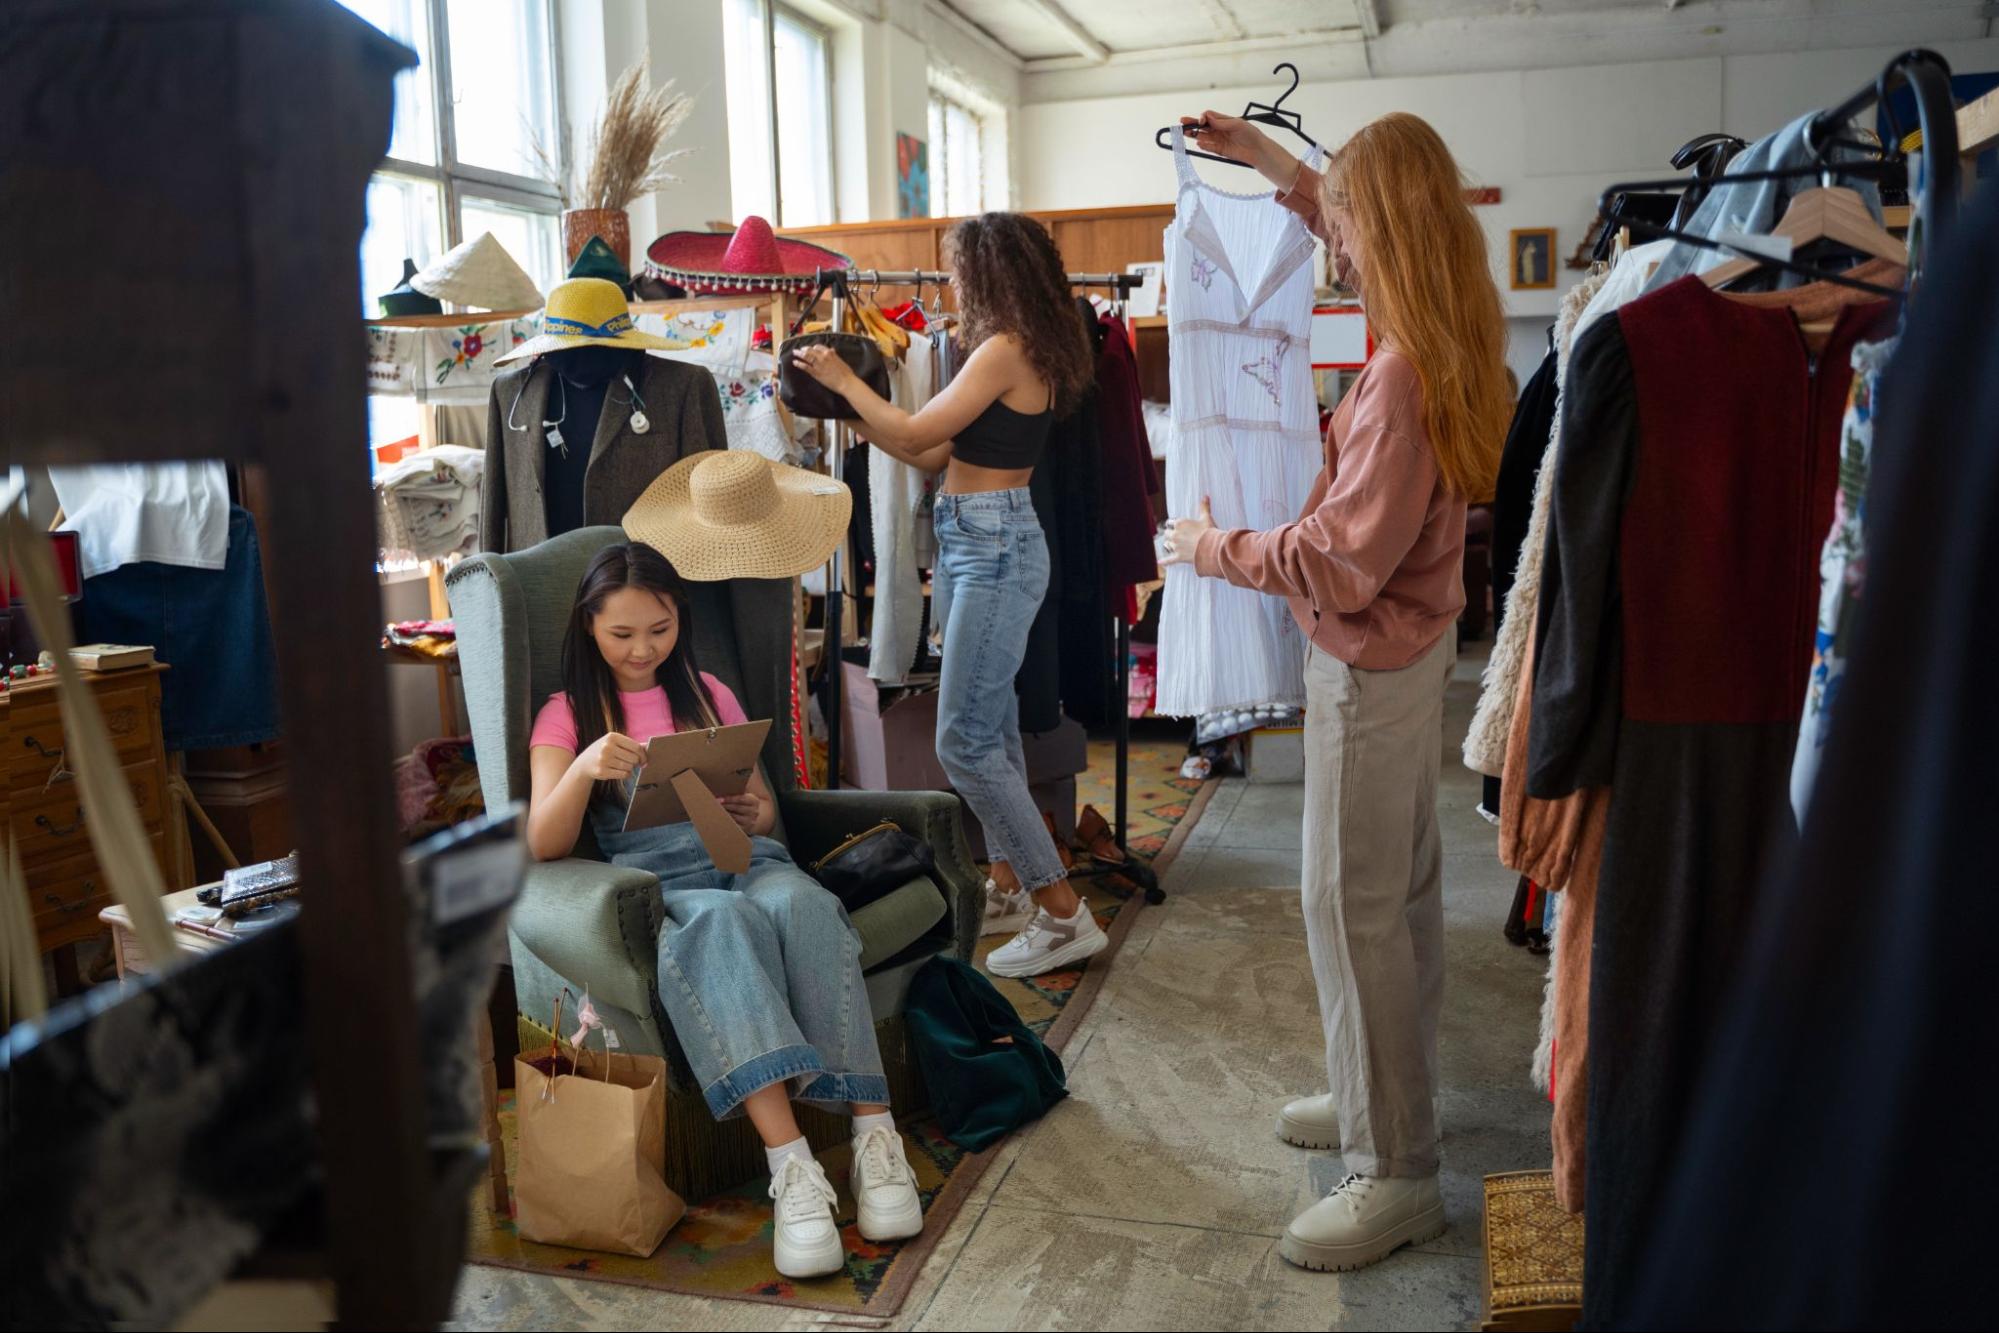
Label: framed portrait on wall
xmin=1510 ymin=228 xmax=1557 ymax=290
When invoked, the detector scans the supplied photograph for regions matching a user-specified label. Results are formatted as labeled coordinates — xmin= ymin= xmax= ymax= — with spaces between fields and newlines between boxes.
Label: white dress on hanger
xmin=1156 ymin=128 xmax=1325 ymax=718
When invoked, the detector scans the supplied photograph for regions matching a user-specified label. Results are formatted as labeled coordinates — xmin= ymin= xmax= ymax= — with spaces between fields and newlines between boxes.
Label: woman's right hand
xmin=1180 ymin=112 xmax=1292 ymax=186
xmin=577 ymin=731 xmax=647 ymax=783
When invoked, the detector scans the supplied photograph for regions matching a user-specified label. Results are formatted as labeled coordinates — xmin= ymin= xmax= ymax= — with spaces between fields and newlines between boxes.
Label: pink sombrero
xmin=643 ymin=216 xmax=850 ymax=298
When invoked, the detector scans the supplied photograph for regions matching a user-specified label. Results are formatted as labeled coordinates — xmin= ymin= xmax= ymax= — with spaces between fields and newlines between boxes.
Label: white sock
xmin=852 ymin=1110 xmax=896 ymax=1139
xmin=765 ymin=1135 xmax=813 ymax=1175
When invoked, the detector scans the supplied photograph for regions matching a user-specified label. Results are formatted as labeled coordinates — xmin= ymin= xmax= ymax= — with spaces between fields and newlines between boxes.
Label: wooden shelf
xmin=630 ymin=293 xmax=787 ymax=317
xmin=364 ymin=307 xmax=537 ymax=328
xmin=1961 ymin=85 xmax=1999 ymax=158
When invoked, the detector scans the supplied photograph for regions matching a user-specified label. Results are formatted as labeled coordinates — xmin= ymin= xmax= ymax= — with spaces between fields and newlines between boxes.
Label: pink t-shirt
xmin=529 ymin=672 xmax=749 ymax=754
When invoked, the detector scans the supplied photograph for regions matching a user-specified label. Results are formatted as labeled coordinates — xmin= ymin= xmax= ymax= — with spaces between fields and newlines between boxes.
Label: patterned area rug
xmin=465 ymin=731 xmax=1210 ymax=1315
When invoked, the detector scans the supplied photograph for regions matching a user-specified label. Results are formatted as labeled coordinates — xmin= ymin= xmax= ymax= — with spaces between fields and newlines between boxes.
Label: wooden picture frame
xmin=1509 ymin=228 xmax=1557 ymax=290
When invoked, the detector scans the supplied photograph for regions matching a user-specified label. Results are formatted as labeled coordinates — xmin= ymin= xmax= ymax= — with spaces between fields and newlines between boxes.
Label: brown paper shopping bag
xmin=513 ymin=992 xmax=686 ymax=1256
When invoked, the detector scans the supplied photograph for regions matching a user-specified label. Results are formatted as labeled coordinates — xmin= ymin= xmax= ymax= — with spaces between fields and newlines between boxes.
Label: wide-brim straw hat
xmin=492 ymin=277 xmax=679 ymax=366
xmin=623 ymin=452 xmax=850 ymax=581
xmin=412 ymin=231 xmax=544 ymax=311
xmin=643 ymin=216 xmax=849 ymax=298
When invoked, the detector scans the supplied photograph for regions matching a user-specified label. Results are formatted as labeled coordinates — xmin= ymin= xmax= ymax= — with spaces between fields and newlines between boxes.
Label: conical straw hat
xmin=412 ymin=231 xmax=544 ymax=311
xmin=622 ymin=452 xmax=850 ymax=581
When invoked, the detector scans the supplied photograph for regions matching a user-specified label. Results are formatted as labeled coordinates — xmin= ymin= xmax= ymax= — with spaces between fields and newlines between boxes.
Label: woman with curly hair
xmin=791 ymin=213 xmax=1101 ymax=979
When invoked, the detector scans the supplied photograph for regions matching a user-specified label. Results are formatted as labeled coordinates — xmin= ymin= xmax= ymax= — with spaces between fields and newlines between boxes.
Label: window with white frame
xmin=928 ymin=89 xmax=984 ymax=218
xmin=723 ymin=0 xmax=835 ymax=228
xmin=341 ymin=0 xmax=565 ymax=317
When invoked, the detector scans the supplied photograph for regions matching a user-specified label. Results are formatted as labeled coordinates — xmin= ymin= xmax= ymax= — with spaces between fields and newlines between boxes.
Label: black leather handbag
xmin=778 ymin=273 xmax=890 ymax=420
xmin=808 ymin=819 xmax=935 ymax=913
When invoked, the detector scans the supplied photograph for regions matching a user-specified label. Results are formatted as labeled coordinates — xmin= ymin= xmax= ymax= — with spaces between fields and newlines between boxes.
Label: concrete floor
xmin=447 ymin=645 xmax=1548 ymax=1331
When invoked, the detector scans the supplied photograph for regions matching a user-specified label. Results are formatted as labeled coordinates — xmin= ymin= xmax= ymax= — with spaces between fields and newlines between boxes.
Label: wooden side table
xmin=99 ymin=884 xmax=228 ymax=979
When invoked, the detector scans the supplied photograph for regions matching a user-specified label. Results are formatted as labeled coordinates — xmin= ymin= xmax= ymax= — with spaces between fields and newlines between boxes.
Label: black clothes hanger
xmin=1597 ymin=158 xmax=1908 ymax=299
xmin=1154 ymin=63 xmax=1321 ymax=168
xmin=1668 ymin=133 xmax=1749 ymax=227
xmin=1595 ymin=49 xmax=1958 ymax=301
xmin=1597 ymin=50 xmax=1960 ymax=303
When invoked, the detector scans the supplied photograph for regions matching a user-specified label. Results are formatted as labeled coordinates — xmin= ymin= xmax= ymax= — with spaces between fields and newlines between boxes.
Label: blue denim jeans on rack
xmin=589 ymin=811 xmax=889 ymax=1119
xmin=931 ymin=489 xmax=1066 ymax=892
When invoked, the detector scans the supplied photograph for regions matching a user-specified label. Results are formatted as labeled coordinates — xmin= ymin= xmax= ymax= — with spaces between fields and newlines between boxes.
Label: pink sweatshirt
xmin=1193 ymin=332 xmax=1466 ymax=671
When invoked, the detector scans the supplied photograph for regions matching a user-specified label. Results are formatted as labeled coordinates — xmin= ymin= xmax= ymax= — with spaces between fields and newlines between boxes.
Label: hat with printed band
xmin=642 ymin=216 xmax=850 ymax=298
xmin=622 ymin=451 xmax=851 ymax=581
xmin=491 ymin=277 xmax=680 ymax=366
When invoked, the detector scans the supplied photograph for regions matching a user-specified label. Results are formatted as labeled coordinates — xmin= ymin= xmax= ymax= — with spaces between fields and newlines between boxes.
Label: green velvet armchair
xmin=448 ymin=525 xmax=980 ymax=1199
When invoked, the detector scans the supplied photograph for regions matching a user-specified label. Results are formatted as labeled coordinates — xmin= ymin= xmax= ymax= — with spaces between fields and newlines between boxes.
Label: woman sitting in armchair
xmin=524 ymin=539 xmax=923 ymax=1279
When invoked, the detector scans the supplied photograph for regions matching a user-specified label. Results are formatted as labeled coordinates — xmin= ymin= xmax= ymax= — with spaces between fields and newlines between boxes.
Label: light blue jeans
xmin=931 ymin=489 xmax=1066 ymax=892
xmin=590 ymin=812 xmax=888 ymax=1119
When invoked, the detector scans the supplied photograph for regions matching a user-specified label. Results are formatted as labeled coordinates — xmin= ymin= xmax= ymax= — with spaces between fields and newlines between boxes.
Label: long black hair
xmin=561 ymin=543 xmax=721 ymax=792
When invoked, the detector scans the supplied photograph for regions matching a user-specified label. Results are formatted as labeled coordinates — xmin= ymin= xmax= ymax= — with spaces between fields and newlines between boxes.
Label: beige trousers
xmin=1300 ymin=633 xmax=1453 ymax=1179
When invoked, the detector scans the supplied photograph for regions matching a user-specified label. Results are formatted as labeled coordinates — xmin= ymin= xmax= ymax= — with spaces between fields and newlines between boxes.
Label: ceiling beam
xmin=1026 ymin=27 xmax=1364 ymax=74
xmin=924 ymin=0 xmax=1024 ymax=71
xmin=1016 ymin=0 xmax=1109 ymax=64
xmin=1355 ymin=0 xmax=1382 ymax=40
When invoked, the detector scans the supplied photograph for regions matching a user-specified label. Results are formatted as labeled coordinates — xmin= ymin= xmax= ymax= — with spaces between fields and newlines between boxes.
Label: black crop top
xmin=952 ymin=393 xmax=1054 ymax=470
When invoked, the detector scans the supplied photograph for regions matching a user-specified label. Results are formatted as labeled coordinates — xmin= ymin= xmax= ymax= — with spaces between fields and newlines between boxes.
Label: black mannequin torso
xmin=541 ymin=346 xmax=645 ymax=539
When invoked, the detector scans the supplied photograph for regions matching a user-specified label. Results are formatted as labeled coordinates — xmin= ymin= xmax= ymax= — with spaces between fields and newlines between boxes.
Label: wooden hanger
xmin=1701 ymin=183 xmax=1906 ymax=291
xmin=1704 ymin=183 xmax=1906 ymax=343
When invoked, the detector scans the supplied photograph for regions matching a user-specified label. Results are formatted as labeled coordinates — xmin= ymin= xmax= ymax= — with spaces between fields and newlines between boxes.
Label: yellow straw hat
xmin=492 ymin=277 xmax=679 ymax=366
xmin=623 ymin=452 xmax=851 ymax=581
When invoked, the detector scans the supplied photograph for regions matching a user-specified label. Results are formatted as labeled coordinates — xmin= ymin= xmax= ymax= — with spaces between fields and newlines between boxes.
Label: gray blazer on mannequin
xmin=480 ymin=355 xmax=727 ymax=553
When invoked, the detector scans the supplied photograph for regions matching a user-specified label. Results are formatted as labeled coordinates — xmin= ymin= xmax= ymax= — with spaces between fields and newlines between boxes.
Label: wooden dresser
xmin=2 ymin=665 xmax=172 ymax=979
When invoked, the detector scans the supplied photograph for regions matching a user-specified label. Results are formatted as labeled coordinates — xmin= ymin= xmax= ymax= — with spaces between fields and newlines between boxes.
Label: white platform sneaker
xmin=1277 ymin=1094 xmax=1443 ymax=1149
xmin=1276 ymin=1093 xmax=1342 ymax=1150
xmin=851 ymin=1127 xmax=925 ymax=1242
xmin=985 ymin=905 xmax=1108 ymax=978
xmin=980 ymin=878 xmax=1035 ymax=937
xmin=1281 ymin=1173 xmax=1446 ymax=1272
xmin=769 ymin=1156 xmax=845 ymax=1279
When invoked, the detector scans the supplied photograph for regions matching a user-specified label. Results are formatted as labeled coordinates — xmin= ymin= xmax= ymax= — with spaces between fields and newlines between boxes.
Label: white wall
xmin=1020 ymin=37 xmax=1999 ymax=368
xmin=553 ymin=1 xmax=734 ymax=241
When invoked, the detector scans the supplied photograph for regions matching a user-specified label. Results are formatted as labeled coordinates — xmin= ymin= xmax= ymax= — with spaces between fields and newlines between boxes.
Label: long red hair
xmin=1322 ymin=113 xmax=1510 ymax=500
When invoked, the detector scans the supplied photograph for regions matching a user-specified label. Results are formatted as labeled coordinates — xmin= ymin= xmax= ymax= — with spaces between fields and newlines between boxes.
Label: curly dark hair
xmin=946 ymin=213 xmax=1095 ymax=415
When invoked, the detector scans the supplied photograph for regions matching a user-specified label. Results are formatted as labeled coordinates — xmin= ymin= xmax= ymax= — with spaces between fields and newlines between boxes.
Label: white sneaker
xmin=980 ymin=877 xmax=1035 ymax=937
xmin=1280 ymin=1174 xmax=1446 ymax=1272
xmin=1278 ymin=1094 xmax=1443 ymax=1149
xmin=1277 ymin=1093 xmax=1341 ymax=1150
xmin=985 ymin=905 xmax=1108 ymax=978
xmin=851 ymin=1127 xmax=924 ymax=1241
xmin=768 ymin=1156 xmax=844 ymax=1279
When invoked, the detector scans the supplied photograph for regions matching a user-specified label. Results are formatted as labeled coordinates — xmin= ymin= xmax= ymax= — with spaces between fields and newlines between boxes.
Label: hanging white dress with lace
xmin=1156 ymin=127 xmax=1325 ymax=717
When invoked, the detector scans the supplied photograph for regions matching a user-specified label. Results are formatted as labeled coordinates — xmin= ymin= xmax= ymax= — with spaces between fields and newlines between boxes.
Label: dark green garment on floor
xmin=905 ymin=958 xmax=1066 ymax=1152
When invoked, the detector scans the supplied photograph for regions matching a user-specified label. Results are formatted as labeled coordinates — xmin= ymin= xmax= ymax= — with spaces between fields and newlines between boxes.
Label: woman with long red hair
xmin=1161 ymin=110 xmax=1511 ymax=1272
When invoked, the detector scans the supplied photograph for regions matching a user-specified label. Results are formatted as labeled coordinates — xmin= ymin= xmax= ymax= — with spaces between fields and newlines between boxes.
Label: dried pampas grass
xmin=533 ymin=57 xmax=693 ymax=212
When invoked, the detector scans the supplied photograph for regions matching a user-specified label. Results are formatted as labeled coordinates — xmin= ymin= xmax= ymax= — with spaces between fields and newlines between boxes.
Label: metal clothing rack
xmin=802 ymin=266 xmax=1161 ymax=899
xmin=1596 ymin=49 xmax=1960 ymax=296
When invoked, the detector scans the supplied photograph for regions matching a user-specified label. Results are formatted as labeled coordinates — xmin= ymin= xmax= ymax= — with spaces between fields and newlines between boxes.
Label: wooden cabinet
xmin=781 ymin=203 xmax=1179 ymax=403
xmin=779 ymin=203 xmax=1175 ymax=301
xmin=1 ymin=665 xmax=172 ymax=956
